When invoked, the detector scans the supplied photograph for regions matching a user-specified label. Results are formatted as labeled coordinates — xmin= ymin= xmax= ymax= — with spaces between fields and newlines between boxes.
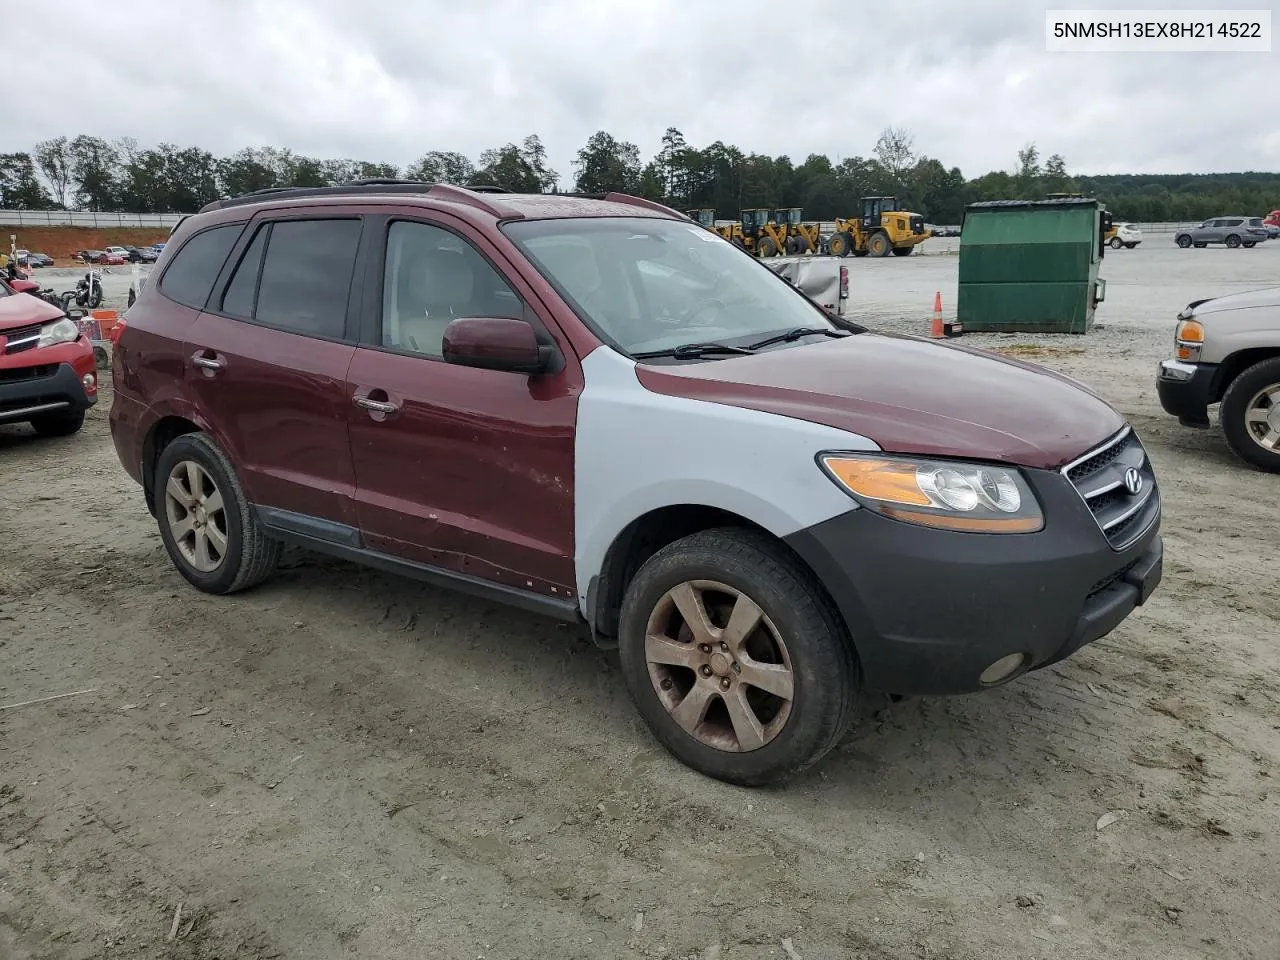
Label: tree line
xmin=1 ymin=128 xmax=1276 ymax=224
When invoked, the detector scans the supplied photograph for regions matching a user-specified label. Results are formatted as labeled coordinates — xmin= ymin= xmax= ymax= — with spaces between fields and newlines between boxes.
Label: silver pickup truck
xmin=1157 ymin=286 xmax=1280 ymax=472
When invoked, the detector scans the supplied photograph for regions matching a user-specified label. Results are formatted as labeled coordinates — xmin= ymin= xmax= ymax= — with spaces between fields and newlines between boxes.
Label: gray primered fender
xmin=573 ymin=346 xmax=881 ymax=615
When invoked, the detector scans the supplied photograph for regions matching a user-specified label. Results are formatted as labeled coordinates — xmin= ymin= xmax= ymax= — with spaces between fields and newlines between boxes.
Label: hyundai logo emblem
xmin=1123 ymin=467 xmax=1142 ymax=496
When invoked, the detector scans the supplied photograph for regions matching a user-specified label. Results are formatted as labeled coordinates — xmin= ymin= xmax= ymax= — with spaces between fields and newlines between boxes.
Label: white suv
xmin=1109 ymin=223 xmax=1142 ymax=249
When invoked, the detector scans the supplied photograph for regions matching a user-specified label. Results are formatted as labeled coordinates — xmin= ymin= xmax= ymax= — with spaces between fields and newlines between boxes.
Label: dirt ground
xmin=1 ymin=241 xmax=1278 ymax=960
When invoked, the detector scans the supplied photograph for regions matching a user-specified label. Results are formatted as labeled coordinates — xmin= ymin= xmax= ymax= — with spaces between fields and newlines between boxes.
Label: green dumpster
xmin=956 ymin=197 xmax=1110 ymax=334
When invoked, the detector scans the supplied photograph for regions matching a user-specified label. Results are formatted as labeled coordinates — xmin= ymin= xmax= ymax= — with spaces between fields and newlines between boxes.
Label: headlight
xmin=1174 ymin=318 xmax=1203 ymax=362
xmin=37 ymin=317 xmax=80 ymax=348
xmin=818 ymin=453 xmax=1044 ymax=533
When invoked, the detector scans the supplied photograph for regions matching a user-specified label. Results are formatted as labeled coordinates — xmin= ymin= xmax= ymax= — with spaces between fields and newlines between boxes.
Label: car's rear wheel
xmin=30 ymin=410 xmax=84 ymax=437
xmin=154 ymin=432 xmax=281 ymax=593
xmin=1176 ymin=235 xmax=1192 ymax=248
xmin=617 ymin=527 xmax=859 ymax=786
xmin=1221 ymin=357 xmax=1280 ymax=473
xmin=1242 ymin=241 xmax=1256 ymax=248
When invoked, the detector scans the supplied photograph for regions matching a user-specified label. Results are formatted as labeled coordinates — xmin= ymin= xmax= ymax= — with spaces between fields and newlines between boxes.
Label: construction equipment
xmin=770 ymin=208 xmax=822 ymax=254
xmin=686 ymin=208 xmax=716 ymax=229
xmin=740 ymin=208 xmax=791 ymax=257
xmin=826 ymin=196 xmax=932 ymax=258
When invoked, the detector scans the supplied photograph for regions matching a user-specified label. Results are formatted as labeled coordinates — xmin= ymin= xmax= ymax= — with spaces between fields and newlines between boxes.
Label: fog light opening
xmin=979 ymin=653 xmax=1028 ymax=687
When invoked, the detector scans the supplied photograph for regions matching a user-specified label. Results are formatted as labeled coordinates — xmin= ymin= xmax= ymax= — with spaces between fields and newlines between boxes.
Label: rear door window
xmin=236 ymin=219 xmax=363 ymax=340
xmin=159 ymin=224 xmax=244 ymax=309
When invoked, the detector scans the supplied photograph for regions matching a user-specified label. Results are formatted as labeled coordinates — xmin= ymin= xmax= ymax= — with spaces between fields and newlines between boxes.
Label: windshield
xmin=502 ymin=216 xmax=839 ymax=356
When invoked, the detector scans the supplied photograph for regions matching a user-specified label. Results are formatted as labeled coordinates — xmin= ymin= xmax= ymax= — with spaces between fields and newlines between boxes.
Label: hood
xmin=1187 ymin=286 xmax=1280 ymax=316
xmin=634 ymin=333 xmax=1124 ymax=470
xmin=0 ymin=291 xmax=64 ymax=333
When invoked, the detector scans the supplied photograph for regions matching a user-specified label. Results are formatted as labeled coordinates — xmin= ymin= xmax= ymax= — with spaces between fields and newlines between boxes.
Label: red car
xmin=109 ymin=183 xmax=1162 ymax=786
xmin=0 ymin=275 xmax=98 ymax=436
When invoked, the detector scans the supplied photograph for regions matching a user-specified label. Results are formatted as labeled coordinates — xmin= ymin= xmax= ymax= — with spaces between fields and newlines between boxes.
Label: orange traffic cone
xmin=930 ymin=291 xmax=945 ymax=338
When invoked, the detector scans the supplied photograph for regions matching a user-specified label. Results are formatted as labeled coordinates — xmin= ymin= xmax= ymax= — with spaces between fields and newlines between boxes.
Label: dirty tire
xmin=1220 ymin=357 xmax=1280 ymax=473
xmin=1225 ymin=234 xmax=1241 ymax=248
xmin=867 ymin=232 xmax=891 ymax=257
xmin=827 ymin=232 xmax=851 ymax=257
xmin=30 ymin=410 xmax=85 ymax=437
xmin=154 ymin=432 xmax=282 ymax=594
xmin=93 ymin=345 xmax=109 ymax=369
xmin=757 ymin=236 xmax=778 ymax=258
xmin=1176 ymin=234 xmax=1192 ymax=248
xmin=617 ymin=527 xmax=859 ymax=787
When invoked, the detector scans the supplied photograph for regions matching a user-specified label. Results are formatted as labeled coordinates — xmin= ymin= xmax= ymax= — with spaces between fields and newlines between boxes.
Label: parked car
xmin=24 ymin=252 xmax=54 ymax=267
xmin=1264 ymin=209 xmax=1280 ymax=232
xmin=0 ymin=274 xmax=98 ymax=436
xmin=1174 ymin=217 xmax=1269 ymax=249
xmin=110 ymin=184 xmax=1163 ymax=786
xmin=1157 ymin=286 xmax=1280 ymax=472
xmin=1108 ymin=223 xmax=1142 ymax=249
xmin=135 ymin=246 xmax=158 ymax=263
xmin=76 ymin=249 xmax=108 ymax=263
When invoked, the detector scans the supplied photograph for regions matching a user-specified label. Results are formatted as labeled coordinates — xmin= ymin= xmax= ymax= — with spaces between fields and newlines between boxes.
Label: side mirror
xmin=442 ymin=317 xmax=552 ymax=374
xmin=10 ymin=279 xmax=39 ymax=295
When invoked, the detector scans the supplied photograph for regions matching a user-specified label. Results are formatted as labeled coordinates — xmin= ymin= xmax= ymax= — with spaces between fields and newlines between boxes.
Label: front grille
xmin=2 ymin=323 xmax=42 ymax=355
xmin=1062 ymin=426 xmax=1160 ymax=551
xmin=0 ymin=364 xmax=55 ymax=383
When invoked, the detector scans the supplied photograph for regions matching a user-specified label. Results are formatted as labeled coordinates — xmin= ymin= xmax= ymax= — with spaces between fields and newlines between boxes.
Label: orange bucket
xmin=90 ymin=309 xmax=119 ymax=338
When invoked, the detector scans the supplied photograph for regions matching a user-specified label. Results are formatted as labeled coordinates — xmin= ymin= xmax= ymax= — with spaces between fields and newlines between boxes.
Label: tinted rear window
xmin=253 ymin=219 xmax=362 ymax=339
xmin=159 ymin=224 xmax=244 ymax=309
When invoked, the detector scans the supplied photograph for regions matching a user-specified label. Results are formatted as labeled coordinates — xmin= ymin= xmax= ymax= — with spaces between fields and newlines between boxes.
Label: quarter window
xmin=159 ymin=224 xmax=243 ymax=309
xmin=380 ymin=220 xmax=524 ymax=357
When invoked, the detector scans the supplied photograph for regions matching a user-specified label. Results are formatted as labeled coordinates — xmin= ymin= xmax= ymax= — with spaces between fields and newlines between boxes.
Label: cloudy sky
xmin=9 ymin=0 xmax=1277 ymax=182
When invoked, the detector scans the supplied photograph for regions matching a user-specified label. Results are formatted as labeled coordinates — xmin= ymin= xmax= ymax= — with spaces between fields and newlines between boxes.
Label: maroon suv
xmin=110 ymin=181 xmax=1163 ymax=786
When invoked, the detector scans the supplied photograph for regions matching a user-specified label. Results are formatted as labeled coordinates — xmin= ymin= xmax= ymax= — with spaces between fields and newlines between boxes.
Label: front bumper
xmin=783 ymin=466 xmax=1162 ymax=697
xmin=0 ymin=360 xmax=96 ymax=424
xmin=1157 ymin=359 xmax=1217 ymax=427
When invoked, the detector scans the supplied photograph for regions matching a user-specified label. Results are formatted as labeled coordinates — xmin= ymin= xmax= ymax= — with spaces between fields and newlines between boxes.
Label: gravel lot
xmin=2 ymin=239 xmax=1278 ymax=960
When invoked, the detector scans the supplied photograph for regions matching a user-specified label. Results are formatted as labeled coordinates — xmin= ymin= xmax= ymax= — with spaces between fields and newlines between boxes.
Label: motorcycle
xmin=59 ymin=270 xmax=104 ymax=311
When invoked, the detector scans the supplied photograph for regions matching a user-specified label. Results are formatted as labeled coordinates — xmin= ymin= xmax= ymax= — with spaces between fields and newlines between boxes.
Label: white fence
xmin=0 ymin=209 xmax=186 ymax=228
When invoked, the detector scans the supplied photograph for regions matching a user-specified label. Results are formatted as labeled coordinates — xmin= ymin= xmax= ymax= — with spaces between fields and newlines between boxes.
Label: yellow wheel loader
xmin=771 ymin=207 xmax=822 ymax=254
xmin=826 ymin=196 xmax=932 ymax=258
xmin=740 ymin=208 xmax=790 ymax=257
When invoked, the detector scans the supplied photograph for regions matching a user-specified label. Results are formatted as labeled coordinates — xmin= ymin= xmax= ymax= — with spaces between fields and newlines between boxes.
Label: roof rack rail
xmin=599 ymin=192 xmax=691 ymax=220
xmin=199 ymin=180 xmax=519 ymax=216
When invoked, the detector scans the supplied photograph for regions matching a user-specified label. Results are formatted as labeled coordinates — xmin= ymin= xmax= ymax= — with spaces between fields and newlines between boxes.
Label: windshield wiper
xmin=632 ymin=342 xmax=756 ymax=360
xmin=745 ymin=327 xmax=850 ymax=351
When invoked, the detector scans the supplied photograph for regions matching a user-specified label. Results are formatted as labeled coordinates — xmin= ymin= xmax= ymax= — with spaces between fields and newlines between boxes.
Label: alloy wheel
xmin=164 ymin=460 xmax=229 ymax=573
xmin=644 ymin=580 xmax=794 ymax=752
xmin=1243 ymin=383 xmax=1280 ymax=451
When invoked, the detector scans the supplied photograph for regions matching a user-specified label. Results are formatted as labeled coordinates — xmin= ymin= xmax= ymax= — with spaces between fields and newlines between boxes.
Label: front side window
xmin=503 ymin=216 xmax=840 ymax=357
xmin=380 ymin=220 xmax=523 ymax=358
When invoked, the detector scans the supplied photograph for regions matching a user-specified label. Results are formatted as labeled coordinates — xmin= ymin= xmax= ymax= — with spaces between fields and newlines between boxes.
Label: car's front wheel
xmin=617 ymin=527 xmax=859 ymax=786
xmin=1110 ymin=236 xmax=1123 ymax=249
xmin=154 ymin=432 xmax=281 ymax=593
xmin=1221 ymin=357 xmax=1280 ymax=473
xmin=1176 ymin=234 xmax=1192 ymax=248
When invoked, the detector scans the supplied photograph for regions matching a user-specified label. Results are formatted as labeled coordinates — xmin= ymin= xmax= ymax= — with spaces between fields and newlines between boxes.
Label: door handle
xmin=191 ymin=350 xmax=225 ymax=374
xmin=354 ymin=396 xmax=399 ymax=414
